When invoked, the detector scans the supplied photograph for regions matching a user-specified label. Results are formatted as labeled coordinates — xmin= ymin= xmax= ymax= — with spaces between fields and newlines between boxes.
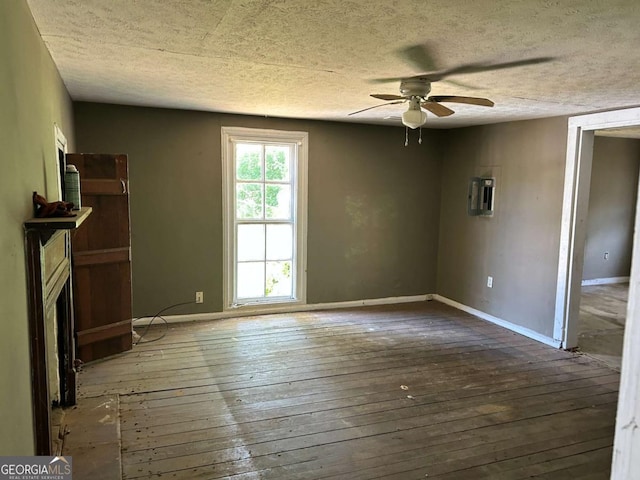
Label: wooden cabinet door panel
xmin=68 ymin=153 xmax=133 ymax=362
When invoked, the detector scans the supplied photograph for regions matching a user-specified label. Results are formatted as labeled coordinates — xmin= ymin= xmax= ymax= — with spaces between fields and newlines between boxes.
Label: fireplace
xmin=25 ymin=207 xmax=91 ymax=455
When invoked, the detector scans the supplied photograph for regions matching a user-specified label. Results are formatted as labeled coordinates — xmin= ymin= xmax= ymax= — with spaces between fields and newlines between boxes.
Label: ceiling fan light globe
xmin=402 ymin=109 xmax=427 ymax=129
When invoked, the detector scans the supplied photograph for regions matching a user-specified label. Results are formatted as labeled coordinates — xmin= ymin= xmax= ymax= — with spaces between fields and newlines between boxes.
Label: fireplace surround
xmin=24 ymin=207 xmax=91 ymax=454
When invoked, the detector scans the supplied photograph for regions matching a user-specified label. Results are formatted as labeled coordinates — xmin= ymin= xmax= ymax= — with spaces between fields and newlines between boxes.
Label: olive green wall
xmin=0 ymin=0 xmax=75 ymax=454
xmin=583 ymin=136 xmax=640 ymax=281
xmin=437 ymin=117 xmax=568 ymax=339
xmin=73 ymin=103 xmax=442 ymax=317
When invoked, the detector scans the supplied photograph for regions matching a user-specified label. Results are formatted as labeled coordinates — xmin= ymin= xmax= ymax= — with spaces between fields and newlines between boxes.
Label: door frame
xmin=553 ymin=106 xmax=640 ymax=478
xmin=54 ymin=124 xmax=67 ymax=201
xmin=554 ymin=107 xmax=640 ymax=348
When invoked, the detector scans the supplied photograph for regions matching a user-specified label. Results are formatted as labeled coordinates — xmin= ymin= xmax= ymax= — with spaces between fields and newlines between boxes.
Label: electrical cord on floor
xmin=132 ymin=301 xmax=194 ymax=345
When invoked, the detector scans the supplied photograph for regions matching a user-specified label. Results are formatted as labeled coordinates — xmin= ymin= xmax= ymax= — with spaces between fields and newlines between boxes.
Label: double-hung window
xmin=222 ymin=127 xmax=308 ymax=309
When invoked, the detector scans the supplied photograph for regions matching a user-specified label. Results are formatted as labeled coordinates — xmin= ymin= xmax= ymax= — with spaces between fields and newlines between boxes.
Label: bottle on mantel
xmin=64 ymin=164 xmax=81 ymax=210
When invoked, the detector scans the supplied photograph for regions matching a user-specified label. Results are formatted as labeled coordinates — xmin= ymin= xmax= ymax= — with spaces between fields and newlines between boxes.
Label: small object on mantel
xmin=33 ymin=191 xmax=75 ymax=218
xmin=63 ymin=165 xmax=82 ymax=210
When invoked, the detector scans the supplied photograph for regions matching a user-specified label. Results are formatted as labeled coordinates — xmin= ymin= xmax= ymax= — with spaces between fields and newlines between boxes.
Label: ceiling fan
xmin=350 ymin=43 xmax=554 ymax=131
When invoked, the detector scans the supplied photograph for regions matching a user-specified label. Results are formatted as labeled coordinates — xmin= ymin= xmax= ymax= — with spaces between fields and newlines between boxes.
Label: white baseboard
xmin=132 ymin=294 xmax=433 ymax=326
xmin=581 ymin=276 xmax=629 ymax=286
xmin=433 ymin=294 xmax=562 ymax=348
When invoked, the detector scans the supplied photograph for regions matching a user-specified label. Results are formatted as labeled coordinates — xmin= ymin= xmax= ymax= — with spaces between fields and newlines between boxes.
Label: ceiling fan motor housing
xmin=399 ymin=77 xmax=432 ymax=98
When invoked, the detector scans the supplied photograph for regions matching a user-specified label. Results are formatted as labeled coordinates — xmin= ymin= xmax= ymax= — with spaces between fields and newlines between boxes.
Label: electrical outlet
xmin=487 ymin=276 xmax=493 ymax=288
xmin=195 ymin=291 xmax=204 ymax=304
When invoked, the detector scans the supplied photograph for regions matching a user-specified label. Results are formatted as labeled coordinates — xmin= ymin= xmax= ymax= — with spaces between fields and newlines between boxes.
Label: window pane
xmin=265 ymin=145 xmax=290 ymax=181
xmin=237 ymin=262 xmax=265 ymax=298
xmin=236 ymin=144 xmax=262 ymax=180
xmin=238 ymin=224 xmax=265 ymax=261
xmin=266 ymin=261 xmax=292 ymax=297
xmin=236 ymin=183 xmax=263 ymax=219
xmin=265 ymin=184 xmax=291 ymax=219
xmin=266 ymin=224 xmax=293 ymax=260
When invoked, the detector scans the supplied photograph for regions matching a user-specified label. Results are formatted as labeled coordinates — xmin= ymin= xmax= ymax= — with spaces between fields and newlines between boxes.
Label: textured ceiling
xmin=26 ymin=0 xmax=640 ymax=128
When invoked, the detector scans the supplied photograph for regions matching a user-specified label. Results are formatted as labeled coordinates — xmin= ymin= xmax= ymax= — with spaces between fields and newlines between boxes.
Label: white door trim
xmin=554 ymin=107 xmax=640 ymax=348
xmin=54 ymin=124 xmax=68 ymax=201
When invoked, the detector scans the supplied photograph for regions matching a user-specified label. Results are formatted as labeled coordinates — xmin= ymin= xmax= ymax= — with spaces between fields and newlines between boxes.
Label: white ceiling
xmin=26 ymin=0 xmax=640 ymax=129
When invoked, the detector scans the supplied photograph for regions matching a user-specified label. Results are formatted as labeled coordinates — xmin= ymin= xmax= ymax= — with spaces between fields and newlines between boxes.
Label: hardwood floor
xmin=579 ymin=283 xmax=628 ymax=371
xmin=72 ymin=301 xmax=619 ymax=479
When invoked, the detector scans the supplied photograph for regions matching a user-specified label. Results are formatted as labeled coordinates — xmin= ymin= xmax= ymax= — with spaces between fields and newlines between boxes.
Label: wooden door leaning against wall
xmin=67 ymin=153 xmax=133 ymax=362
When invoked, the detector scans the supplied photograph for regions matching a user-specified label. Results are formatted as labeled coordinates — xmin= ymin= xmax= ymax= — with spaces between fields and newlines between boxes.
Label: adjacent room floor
xmin=64 ymin=301 xmax=619 ymax=479
xmin=578 ymin=283 xmax=628 ymax=371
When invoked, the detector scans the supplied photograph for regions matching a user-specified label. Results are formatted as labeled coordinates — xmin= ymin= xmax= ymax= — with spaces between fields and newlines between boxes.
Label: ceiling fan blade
xmin=372 ymin=52 xmax=554 ymax=84
xmin=425 ymin=56 xmax=555 ymax=81
xmin=429 ymin=95 xmax=495 ymax=107
xmin=348 ymin=100 xmax=405 ymax=116
xmin=371 ymin=93 xmax=405 ymax=101
xmin=421 ymin=101 xmax=454 ymax=117
xmin=397 ymin=43 xmax=440 ymax=73
xmin=441 ymin=78 xmax=479 ymax=90
xmin=369 ymin=75 xmax=409 ymax=84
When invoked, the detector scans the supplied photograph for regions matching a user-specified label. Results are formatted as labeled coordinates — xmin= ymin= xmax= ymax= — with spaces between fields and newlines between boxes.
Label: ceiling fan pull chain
xmin=405 ymin=127 xmax=409 ymax=147
xmin=419 ymin=127 xmax=423 ymax=144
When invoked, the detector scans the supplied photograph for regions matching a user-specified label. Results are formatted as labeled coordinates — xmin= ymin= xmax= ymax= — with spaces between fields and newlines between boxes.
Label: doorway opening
xmin=576 ymin=134 xmax=639 ymax=370
xmin=554 ymin=108 xmax=640 ymax=348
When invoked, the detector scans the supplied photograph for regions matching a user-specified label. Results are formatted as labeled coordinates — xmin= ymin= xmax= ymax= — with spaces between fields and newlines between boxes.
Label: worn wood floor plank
xmin=120 ymin=371 xmax=617 ymax=454
xmin=84 ymin=315 xmax=546 ymax=373
xmin=82 ymin=335 xmax=544 ymax=386
xmin=123 ymin=378 xmax=616 ymax=460
xmin=122 ymin=392 xmax=618 ymax=478
xmin=79 ymin=344 xmax=585 ymax=398
xmin=74 ymin=301 xmax=619 ymax=479
xmin=224 ymin=407 xmax=616 ymax=480
xmin=121 ymin=379 xmax=618 ymax=462
xmin=84 ymin=330 xmax=536 ymax=380
xmin=120 ymin=370 xmax=617 ymax=433
xmin=120 ymin=366 xmax=614 ymax=420
xmin=341 ymin=429 xmax=613 ymax=480
xmin=116 ymin=352 xmax=596 ymax=428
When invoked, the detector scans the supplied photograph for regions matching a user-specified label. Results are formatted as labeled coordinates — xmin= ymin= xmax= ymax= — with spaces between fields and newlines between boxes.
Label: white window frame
xmin=221 ymin=126 xmax=308 ymax=311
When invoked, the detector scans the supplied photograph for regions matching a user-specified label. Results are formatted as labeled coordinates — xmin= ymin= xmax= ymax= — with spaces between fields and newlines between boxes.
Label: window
xmin=222 ymin=127 xmax=308 ymax=309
